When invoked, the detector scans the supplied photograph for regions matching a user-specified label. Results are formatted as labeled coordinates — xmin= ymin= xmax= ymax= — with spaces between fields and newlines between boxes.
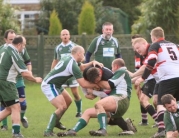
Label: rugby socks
xmin=0 ymin=106 xmax=8 ymax=127
xmin=75 ymin=99 xmax=82 ymax=113
xmin=140 ymin=104 xmax=148 ymax=123
xmin=108 ymin=117 xmax=129 ymax=131
xmin=157 ymin=110 xmax=165 ymax=132
xmin=72 ymin=118 xmax=87 ymax=132
xmin=145 ymin=104 xmax=158 ymax=122
xmin=97 ymin=113 xmax=107 ymax=130
xmin=12 ymin=124 xmax=20 ymax=134
xmin=20 ymin=100 xmax=27 ymax=120
xmin=46 ymin=113 xmax=57 ymax=132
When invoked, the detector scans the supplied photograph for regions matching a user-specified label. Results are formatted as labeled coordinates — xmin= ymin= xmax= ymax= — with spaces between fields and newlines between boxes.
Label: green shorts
xmin=62 ymin=76 xmax=79 ymax=88
xmin=110 ymin=94 xmax=129 ymax=118
xmin=0 ymin=80 xmax=19 ymax=102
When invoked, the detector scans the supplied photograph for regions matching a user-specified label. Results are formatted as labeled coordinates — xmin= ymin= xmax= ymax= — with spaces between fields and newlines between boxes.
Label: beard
xmin=104 ymin=34 xmax=111 ymax=40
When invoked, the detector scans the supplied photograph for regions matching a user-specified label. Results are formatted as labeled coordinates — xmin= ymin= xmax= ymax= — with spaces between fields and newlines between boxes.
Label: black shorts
xmin=153 ymin=83 xmax=159 ymax=95
xmin=141 ymin=79 xmax=156 ymax=98
xmin=158 ymin=77 xmax=179 ymax=105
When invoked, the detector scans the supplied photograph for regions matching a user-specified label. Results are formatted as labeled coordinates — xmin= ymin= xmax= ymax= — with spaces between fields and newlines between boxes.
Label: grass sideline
xmin=1 ymin=83 xmax=157 ymax=138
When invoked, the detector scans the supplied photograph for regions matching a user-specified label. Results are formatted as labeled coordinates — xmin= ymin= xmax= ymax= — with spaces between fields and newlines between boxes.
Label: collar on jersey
xmin=156 ymin=37 xmax=165 ymax=42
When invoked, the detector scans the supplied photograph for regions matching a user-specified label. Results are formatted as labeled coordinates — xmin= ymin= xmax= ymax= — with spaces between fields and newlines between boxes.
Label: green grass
xmin=1 ymin=83 xmax=157 ymax=138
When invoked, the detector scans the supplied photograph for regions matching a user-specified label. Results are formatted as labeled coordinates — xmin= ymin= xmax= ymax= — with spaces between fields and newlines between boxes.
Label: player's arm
xmin=79 ymin=61 xmax=103 ymax=72
xmin=21 ymin=71 xmax=42 ymax=83
xmin=51 ymin=46 xmax=59 ymax=69
xmin=115 ymin=38 xmax=122 ymax=58
xmin=128 ymin=65 xmax=146 ymax=78
xmin=97 ymin=81 xmax=111 ymax=90
xmin=51 ymin=59 xmax=59 ymax=70
xmin=85 ymin=38 xmax=97 ymax=63
xmin=77 ymin=78 xmax=100 ymax=89
xmin=166 ymin=131 xmax=179 ymax=138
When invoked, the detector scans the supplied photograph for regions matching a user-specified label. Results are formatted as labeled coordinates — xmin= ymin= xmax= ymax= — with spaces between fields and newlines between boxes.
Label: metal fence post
xmin=37 ymin=33 xmax=44 ymax=78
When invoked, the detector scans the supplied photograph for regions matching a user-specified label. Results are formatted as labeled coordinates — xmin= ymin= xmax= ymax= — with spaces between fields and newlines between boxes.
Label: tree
xmin=37 ymin=0 xmax=104 ymax=34
xmin=95 ymin=7 xmax=124 ymax=34
xmin=102 ymin=0 xmax=142 ymax=33
xmin=0 ymin=0 xmax=20 ymax=36
xmin=78 ymin=1 xmax=96 ymax=35
xmin=48 ymin=10 xmax=62 ymax=35
xmin=132 ymin=0 xmax=179 ymax=36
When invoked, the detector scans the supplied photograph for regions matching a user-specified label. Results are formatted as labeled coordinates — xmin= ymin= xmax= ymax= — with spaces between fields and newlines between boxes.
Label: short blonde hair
xmin=71 ymin=45 xmax=84 ymax=55
xmin=112 ymin=58 xmax=125 ymax=67
xmin=132 ymin=38 xmax=148 ymax=46
xmin=150 ymin=27 xmax=164 ymax=38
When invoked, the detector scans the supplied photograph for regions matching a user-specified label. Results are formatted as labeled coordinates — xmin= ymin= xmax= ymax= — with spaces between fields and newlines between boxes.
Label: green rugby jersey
xmin=16 ymin=47 xmax=31 ymax=87
xmin=54 ymin=41 xmax=76 ymax=60
xmin=87 ymin=35 xmax=121 ymax=69
xmin=0 ymin=45 xmax=27 ymax=83
xmin=44 ymin=56 xmax=82 ymax=86
xmin=164 ymin=102 xmax=179 ymax=132
xmin=108 ymin=67 xmax=132 ymax=98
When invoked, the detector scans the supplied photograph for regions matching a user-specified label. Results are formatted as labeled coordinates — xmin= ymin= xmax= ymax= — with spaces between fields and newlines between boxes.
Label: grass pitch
xmin=1 ymin=83 xmax=157 ymax=138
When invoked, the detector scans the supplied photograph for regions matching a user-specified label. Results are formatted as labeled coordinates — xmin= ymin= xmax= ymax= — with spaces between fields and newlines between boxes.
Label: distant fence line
xmin=0 ymin=34 xmax=178 ymax=78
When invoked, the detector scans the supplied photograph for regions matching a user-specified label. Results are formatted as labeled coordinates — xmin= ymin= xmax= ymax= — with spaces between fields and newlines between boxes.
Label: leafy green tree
xmin=102 ymin=0 xmax=142 ymax=33
xmin=48 ymin=10 xmax=62 ymax=35
xmin=0 ymin=0 xmax=20 ymax=35
xmin=132 ymin=0 xmax=179 ymax=36
xmin=95 ymin=7 xmax=124 ymax=34
xmin=37 ymin=0 xmax=104 ymax=34
xmin=78 ymin=1 xmax=96 ymax=35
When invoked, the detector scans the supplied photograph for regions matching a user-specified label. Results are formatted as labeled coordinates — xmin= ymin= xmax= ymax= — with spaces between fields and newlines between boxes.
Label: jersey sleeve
xmin=22 ymin=48 xmax=31 ymax=64
xmin=53 ymin=46 xmax=59 ymax=60
xmin=115 ymin=38 xmax=121 ymax=54
xmin=71 ymin=62 xmax=83 ymax=79
xmin=164 ymin=112 xmax=175 ymax=132
xmin=108 ymin=70 xmax=125 ymax=89
xmin=11 ymin=52 xmax=28 ymax=73
xmin=87 ymin=37 xmax=98 ymax=53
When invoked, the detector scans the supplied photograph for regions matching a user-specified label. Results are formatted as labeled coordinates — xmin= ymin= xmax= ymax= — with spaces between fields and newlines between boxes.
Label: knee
xmin=94 ymin=102 xmax=102 ymax=109
xmin=20 ymin=100 xmax=27 ymax=111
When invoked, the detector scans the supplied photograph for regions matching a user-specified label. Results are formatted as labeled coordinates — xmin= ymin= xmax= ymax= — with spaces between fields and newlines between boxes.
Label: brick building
xmin=4 ymin=0 xmax=41 ymax=31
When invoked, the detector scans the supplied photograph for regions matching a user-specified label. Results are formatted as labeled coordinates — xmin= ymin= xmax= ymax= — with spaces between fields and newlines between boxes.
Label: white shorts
xmin=41 ymin=81 xmax=63 ymax=101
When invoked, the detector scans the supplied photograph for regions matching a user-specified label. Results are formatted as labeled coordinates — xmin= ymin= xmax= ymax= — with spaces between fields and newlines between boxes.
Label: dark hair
xmin=4 ymin=29 xmax=15 ymax=39
xmin=12 ymin=35 xmax=23 ymax=45
xmin=131 ymin=34 xmax=142 ymax=39
xmin=86 ymin=67 xmax=100 ymax=83
xmin=161 ymin=94 xmax=175 ymax=106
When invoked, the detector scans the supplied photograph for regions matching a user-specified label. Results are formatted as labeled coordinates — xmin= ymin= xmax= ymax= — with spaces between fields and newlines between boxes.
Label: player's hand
xmin=35 ymin=77 xmax=42 ymax=83
xmin=172 ymin=131 xmax=179 ymax=137
xmin=92 ymin=60 xmax=104 ymax=68
xmin=134 ymin=77 xmax=144 ymax=89
xmin=87 ymin=88 xmax=93 ymax=94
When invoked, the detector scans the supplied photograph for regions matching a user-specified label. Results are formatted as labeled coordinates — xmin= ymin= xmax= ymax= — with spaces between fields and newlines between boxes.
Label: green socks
xmin=97 ymin=113 xmax=107 ymax=129
xmin=12 ymin=124 xmax=20 ymax=134
xmin=75 ymin=99 xmax=82 ymax=113
xmin=46 ymin=113 xmax=57 ymax=132
xmin=72 ymin=118 xmax=87 ymax=132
